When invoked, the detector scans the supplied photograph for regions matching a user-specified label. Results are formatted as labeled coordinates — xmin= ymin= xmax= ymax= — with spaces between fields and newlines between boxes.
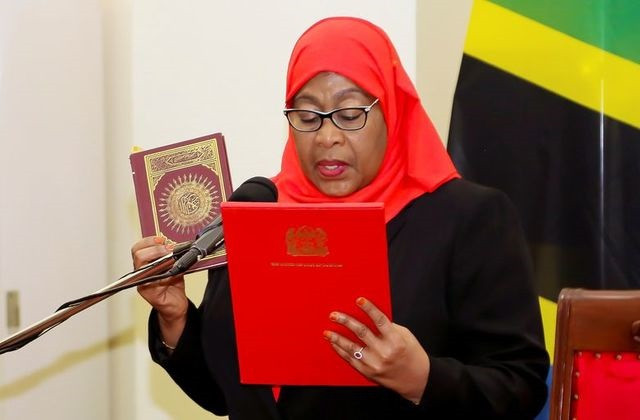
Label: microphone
xmin=168 ymin=176 xmax=277 ymax=275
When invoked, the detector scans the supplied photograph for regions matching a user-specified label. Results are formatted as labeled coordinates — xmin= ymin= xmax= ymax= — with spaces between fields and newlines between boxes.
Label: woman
xmin=133 ymin=17 xmax=549 ymax=419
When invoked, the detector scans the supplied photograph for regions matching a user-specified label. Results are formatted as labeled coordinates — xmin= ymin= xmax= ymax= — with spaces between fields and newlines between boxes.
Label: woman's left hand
xmin=324 ymin=297 xmax=430 ymax=405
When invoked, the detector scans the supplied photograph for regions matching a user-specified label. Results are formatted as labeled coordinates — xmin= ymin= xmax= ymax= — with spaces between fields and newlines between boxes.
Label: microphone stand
xmin=0 ymin=252 xmax=178 ymax=355
xmin=0 ymin=177 xmax=277 ymax=355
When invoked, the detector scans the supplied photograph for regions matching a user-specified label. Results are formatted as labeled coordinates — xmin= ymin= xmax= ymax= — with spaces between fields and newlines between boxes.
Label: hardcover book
xmin=221 ymin=201 xmax=392 ymax=386
xmin=130 ymin=133 xmax=233 ymax=272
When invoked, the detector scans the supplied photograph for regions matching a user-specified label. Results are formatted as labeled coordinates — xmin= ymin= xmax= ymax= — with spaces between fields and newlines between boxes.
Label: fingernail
xmin=356 ymin=297 xmax=366 ymax=306
xmin=165 ymin=243 xmax=175 ymax=251
xmin=154 ymin=236 xmax=165 ymax=245
xmin=329 ymin=312 xmax=339 ymax=321
xmin=323 ymin=330 xmax=332 ymax=340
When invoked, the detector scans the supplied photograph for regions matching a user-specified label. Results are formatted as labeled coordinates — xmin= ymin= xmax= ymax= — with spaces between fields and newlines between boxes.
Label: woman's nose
xmin=314 ymin=118 xmax=346 ymax=147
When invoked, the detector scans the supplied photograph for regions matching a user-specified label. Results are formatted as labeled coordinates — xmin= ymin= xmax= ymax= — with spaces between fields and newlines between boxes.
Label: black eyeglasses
xmin=283 ymin=98 xmax=379 ymax=132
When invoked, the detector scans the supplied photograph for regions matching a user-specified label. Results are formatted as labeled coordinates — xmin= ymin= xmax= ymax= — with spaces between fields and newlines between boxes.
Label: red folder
xmin=221 ymin=202 xmax=391 ymax=386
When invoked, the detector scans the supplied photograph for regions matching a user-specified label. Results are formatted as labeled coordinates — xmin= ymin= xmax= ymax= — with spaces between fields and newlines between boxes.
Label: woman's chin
xmin=315 ymin=180 xmax=357 ymax=197
xmin=316 ymin=183 xmax=357 ymax=198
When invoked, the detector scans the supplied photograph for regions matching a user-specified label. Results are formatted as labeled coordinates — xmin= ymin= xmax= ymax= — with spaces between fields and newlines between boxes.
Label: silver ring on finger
xmin=353 ymin=346 xmax=365 ymax=360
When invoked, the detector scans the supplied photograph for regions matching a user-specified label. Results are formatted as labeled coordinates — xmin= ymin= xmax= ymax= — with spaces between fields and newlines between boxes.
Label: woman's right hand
xmin=132 ymin=236 xmax=188 ymax=349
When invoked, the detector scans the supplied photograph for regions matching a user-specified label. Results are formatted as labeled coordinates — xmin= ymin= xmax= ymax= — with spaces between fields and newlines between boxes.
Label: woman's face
xmin=291 ymin=72 xmax=387 ymax=197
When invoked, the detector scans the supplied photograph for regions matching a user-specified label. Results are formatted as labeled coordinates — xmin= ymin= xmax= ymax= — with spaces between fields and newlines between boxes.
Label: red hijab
xmin=273 ymin=17 xmax=459 ymax=222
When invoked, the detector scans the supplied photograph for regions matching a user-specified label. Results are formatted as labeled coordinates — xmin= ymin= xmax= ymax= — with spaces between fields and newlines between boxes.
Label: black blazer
xmin=149 ymin=179 xmax=549 ymax=419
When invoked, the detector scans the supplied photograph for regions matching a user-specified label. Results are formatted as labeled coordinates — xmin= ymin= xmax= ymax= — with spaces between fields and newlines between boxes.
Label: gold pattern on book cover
xmin=144 ymin=140 xmax=226 ymax=240
xmin=159 ymin=173 xmax=216 ymax=233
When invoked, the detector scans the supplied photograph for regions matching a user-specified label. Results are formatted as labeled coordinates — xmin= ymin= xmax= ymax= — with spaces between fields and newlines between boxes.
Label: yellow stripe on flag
xmin=539 ymin=296 xmax=557 ymax=361
xmin=465 ymin=0 xmax=640 ymax=129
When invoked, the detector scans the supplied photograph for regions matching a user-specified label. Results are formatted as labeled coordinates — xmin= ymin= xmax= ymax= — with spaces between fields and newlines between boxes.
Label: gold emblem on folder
xmin=286 ymin=226 xmax=329 ymax=257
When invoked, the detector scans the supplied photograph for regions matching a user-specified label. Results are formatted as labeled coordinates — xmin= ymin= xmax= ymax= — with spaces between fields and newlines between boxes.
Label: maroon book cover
xmin=221 ymin=202 xmax=391 ymax=386
xmin=130 ymin=133 xmax=233 ymax=272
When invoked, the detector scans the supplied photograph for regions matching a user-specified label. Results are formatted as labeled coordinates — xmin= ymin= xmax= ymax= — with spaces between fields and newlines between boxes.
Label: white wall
xmin=0 ymin=1 xmax=472 ymax=419
xmin=0 ymin=1 xmax=109 ymax=419
xmin=417 ymin=0 xmax=473 ymax=143
xmin=129 ymin=1 xmax=417 ymax=183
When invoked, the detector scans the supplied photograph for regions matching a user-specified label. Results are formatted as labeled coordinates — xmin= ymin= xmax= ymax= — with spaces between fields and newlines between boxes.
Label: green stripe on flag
xmin=489 ymin=0 xmax=640 ymax=64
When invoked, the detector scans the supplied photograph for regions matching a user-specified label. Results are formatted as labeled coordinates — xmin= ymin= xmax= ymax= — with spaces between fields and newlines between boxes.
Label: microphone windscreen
xmin=229 ymin=176 xmax=278 ymax=203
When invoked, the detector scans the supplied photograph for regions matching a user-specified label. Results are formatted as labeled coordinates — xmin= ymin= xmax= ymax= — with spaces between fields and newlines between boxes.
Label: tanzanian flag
xmin=447 ymin=1 xmax=640 ymax=417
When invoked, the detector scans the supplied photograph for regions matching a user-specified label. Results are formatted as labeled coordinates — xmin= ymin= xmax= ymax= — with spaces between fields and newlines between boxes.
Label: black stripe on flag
xmin=448 ymin=54 xmax=640 ymax=301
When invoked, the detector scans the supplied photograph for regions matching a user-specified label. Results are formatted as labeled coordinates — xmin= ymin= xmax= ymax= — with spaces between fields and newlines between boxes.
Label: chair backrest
xmin=550 ymin=288 xmax=640 ymax=420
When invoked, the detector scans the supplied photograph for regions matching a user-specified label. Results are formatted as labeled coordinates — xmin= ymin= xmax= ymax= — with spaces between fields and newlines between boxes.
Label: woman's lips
xmin=316 ymin=160 xmax=347 ymax=177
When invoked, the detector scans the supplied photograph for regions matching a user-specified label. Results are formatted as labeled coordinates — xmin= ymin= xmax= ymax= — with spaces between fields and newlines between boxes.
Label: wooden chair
xmin=550 ymin=288 xmax=640 ymax=420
